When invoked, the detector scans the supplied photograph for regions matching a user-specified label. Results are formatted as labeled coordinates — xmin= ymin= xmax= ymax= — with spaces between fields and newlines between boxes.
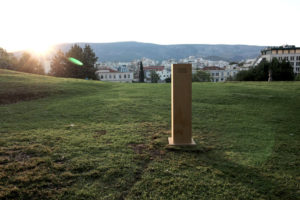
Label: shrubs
xmin=192 ymin=70 xmax=211 ymax=82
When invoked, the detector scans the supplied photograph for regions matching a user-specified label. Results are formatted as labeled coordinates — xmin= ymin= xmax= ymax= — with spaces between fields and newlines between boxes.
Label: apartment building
xmin=259 ymin=45 xmax=300 ymax=74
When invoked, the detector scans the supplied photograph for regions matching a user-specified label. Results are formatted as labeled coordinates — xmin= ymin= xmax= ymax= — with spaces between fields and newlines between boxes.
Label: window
xmin=216 ymin=73 xmax=219 ymax=76
xmin=114 ymin=75 xmax=116 ymax=79
xmin=296 ymin=62 xmax=300 ymax=66
xmin=124 ymin=74 xmax=126 ymax=78
xmin=216 ymin=78 xmax=219 ymax=82
xmin=105 ymin=75 xmax=107 ymax=79
xmin=128 ymin=74 xmax=130 ymax=78
xmin=109 ymin=75 xmax=112 ymax=79
xmin=221 ymin=78 xmax=223 ymax=81
xmin=227 ymin=72 xmax=230 ymax=76
xmin=101 ymin=75 xmax=103 ymax=79
xmin=290 ymin=62 xmax=295 ymax=67
xmin=297 ymin=56 xmax=300 ymax=61
xmin=119 ymin=75 xmax=122 ymax=79
xmin=211 ymin=73 xmax=214 ymax=76
xmin=296 ymin=67 xmax=299 ymax=72
xmin=291 ymin=56 xmax=294 ymax=61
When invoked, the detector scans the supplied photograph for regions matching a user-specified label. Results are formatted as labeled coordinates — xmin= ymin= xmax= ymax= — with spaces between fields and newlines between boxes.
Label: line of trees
xmin=0 ymin=44 xmax=98 ymax=79
xmin=50 ymin=44 xmax=98 ymax=79
xmin=0 ymin=47 xmax=45 ymax=74
xmin=235 ymin=58 xmax=295 ymax=81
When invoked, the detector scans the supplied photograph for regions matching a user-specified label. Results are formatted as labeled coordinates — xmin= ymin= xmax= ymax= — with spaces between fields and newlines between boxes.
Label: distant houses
xmin=143 ymin=66 xmax=171 ymax=82
xmin=94 ymin=45 xmax=300 ymax=83
xmin=95 ymin=67 xmax=133 ymax=83
xmin=202 ymin=66 xmax=239 ymax=82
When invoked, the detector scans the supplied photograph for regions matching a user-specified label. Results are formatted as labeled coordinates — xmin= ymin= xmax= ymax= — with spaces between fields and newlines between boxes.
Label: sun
xmin=3 ymin=39 xmax=54 ymax=56
xmin=25 ymin=42 xmax=53 ymax=56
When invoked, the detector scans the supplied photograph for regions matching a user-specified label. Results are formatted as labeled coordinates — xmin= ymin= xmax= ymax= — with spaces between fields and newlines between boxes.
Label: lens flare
xmin=68 ymin=57 xmax=83 ymax=66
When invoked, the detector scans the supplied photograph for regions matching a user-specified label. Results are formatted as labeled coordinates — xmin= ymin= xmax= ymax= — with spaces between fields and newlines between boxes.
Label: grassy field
xmin=0 ymin=69 xmax=299 ymax=200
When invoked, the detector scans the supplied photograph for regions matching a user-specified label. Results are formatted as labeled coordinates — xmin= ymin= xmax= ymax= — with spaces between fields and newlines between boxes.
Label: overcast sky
xmin=1 ymin=0 xmax=299 ymax=52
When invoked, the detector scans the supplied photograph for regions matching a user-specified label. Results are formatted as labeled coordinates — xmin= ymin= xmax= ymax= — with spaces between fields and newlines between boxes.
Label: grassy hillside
xmin=0 ymin=69 xmax=299 ymax=200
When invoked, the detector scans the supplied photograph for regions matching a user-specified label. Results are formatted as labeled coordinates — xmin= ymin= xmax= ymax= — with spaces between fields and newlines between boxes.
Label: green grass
xmin=0 ymin=69 xmax=299 ymax=200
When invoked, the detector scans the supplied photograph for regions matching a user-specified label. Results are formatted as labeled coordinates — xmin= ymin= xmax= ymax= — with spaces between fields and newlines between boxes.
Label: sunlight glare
xmin=3 ymin=36 xmax=55 ymax=55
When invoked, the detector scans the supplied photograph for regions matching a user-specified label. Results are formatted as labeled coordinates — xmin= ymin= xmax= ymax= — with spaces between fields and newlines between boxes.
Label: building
xmin=256 ymin=45 xmax=300 ymax=74
xmin=95 ymin=67 xmax=133 ymax=83
xmin=143 ymin=66 xmax=165 ymax=80
xmin=116 ymin=65 xmax=129 ymax=72
xmin=156 ymin=69 xmax=171 ymax=81
xmin=202 ymin=66 xmax=239 ymax=82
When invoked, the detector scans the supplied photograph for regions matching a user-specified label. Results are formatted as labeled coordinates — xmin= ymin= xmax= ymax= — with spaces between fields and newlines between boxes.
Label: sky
xmin=0 ymin=0 xmax=299 ymax=53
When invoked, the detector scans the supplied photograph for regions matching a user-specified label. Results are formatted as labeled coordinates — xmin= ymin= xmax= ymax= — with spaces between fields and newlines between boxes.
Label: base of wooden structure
xmin=168 ymin=137 xmax=196 ymax=146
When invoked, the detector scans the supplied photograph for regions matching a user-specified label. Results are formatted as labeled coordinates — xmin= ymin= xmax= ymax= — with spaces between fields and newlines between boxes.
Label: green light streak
xmin=68 ymin=57 xmax=83 ymax=66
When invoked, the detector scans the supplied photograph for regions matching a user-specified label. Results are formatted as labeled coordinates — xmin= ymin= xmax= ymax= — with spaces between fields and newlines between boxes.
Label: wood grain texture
xmin=169 ymin=64 xmax=195 ymax=145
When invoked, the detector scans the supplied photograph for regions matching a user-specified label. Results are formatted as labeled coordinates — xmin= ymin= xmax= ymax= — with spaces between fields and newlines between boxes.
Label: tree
xmin=50 ymin=44 xmax=98 ymax=79
xmin=0 ymin=48 xmax=17 ymax=70
xmin=82 ymin=44 xmax=98 ymax=79
xmin=49 ymin=50 xmax=68 ymax=77
xmin=192 ymin=70 xmax=211 ymax=82
xmin=165 ymin=77 xmax=171 ymax=83
xmin=65 ymin=44 xmax=84 ymax=78
xmin=17 ymin=52 xmax=44 ymax=74
xmin=270 ymin=59 xmax=294 ymax=81
xmin=150 ymin=70 xmax=160 ymax=83
xmin=235 ymin=70 xmax=254 ymax=81
xmin=139 ymin=61 xmax=144 ymax=82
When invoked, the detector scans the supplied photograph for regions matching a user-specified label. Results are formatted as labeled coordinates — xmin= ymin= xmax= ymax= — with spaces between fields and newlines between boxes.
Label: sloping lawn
xmin=0 ymin=69 xmax=299 ymax=199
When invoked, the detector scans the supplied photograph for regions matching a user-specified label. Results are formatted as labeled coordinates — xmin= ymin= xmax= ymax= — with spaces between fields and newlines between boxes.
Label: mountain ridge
xmin=52 ymin=41 xmax=265 ymax=62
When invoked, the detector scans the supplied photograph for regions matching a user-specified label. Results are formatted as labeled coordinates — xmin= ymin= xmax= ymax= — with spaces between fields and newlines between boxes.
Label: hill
xmin=0 ymin=69 xmax=299 ymax=199
xmin=54 ymin=41 xmax=265 ymax=62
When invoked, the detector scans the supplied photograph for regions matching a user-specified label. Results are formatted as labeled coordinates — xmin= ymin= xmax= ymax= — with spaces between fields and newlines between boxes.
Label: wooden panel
xmin=169 ymin=64 xmax=195 ymax=145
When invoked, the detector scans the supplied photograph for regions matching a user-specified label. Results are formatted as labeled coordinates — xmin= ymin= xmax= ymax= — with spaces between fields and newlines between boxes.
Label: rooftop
xmin=144 ymin=66 xmax=164 ymax=71
xmin=202 ymin=66 xmax=225 ymax=71
xmin=262 ymin=45 xmax=300 ymax=51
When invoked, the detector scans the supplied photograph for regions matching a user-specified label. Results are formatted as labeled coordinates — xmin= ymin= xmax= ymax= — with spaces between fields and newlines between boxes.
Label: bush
xmin=192 ymin=70 xmax=211 ymax=82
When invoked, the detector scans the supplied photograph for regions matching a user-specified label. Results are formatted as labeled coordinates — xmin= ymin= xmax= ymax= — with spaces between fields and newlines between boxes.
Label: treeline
xmin=235 ymin=59 xmax=296 ymax=81
xmin=0 ymin=44 xmax=98 ymax=79
xmin=49 ymin=44 xmax=98 ymax=79
xmin=0 ymin=48 xmax=44 ymax=74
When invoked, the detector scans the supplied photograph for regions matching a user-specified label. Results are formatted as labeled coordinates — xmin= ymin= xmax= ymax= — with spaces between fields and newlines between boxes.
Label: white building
xmin=143 ymin=66 xmax=164 ymax=79
xmin=255 ymin=45 xmax=300 ymax=74
xmin=95 ymin=68 xmax=133 ymax=83
xmin=202 ymin=66 xmax=239 ymax=82
xmin=157 ymin=69 xmax=171 ymax=81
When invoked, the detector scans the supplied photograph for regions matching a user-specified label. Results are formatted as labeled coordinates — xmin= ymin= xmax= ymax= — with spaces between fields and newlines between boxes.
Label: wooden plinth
xmin=169 ymin=64 xmax=196 ymax=146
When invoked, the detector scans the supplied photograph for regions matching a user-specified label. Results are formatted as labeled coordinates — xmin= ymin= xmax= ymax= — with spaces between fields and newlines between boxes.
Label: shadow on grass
xmin=165 ymin=145 xmax=298 ymax=200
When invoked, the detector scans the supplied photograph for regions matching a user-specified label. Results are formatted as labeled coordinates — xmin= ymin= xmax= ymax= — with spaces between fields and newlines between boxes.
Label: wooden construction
xmin=169 ymin=64 xmax=196 ymax=145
